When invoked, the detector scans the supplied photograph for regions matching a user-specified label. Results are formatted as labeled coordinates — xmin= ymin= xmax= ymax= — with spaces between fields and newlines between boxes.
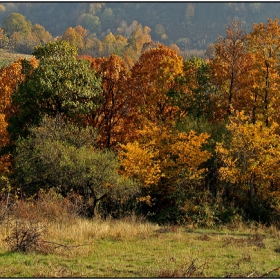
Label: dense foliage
xmin=1 ymin=16 xmax=280 ymax=226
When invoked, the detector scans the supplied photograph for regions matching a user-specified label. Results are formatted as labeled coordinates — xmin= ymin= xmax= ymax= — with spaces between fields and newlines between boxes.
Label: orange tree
xmin=83 ymin=54 xmax=137 ymax=148
xmin=128 ymin=44 xmax=184 ymax=126
xmin=0 ymin=58 xmax=38 ymax=181
xmin=211 ymin=20 xmax=253 ymax=121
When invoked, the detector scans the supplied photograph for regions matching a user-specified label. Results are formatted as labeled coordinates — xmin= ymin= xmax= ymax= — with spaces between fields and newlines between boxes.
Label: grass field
xmin=0 ymin=214 xmax=280 ymax=278
xmin=0 ymin=48 xmax=33 ymax=67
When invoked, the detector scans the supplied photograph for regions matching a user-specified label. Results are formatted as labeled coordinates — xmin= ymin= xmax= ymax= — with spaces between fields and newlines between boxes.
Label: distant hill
xmin=0 ymin=2 xmax=280 ymax=50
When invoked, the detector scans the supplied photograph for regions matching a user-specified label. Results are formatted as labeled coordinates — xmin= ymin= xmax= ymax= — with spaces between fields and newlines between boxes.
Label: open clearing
xmin=0 ymin=217 xmax=280 ymax=277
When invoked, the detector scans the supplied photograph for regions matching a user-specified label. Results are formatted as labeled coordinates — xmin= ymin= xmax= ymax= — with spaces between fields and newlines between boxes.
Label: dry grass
xmin=0 ymin=49 xmax=33 ymax=67
xmin=0 ymin=196 xmax=280 ymax=277
xmin=45 ymin=215 xmax=160 ymax=245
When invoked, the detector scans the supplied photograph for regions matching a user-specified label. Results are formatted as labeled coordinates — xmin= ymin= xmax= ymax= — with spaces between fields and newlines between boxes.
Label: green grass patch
xmin=1 ymin=220 xmax=280 ymax=277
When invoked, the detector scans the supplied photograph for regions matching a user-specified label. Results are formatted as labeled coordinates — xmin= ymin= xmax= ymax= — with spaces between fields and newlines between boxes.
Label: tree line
xmin=1 ymin=2 xmax=280 ymax=51
xmin=1 ymin=19 xmax=280 ymax=226
xmin=0 ymin=12 xmax=176 ymax=66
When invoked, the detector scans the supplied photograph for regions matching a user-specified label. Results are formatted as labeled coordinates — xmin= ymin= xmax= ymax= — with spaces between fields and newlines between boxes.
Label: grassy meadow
xmin=0 ymin=49 xmax=33 ymax=67
xmin=0 ymin=209 xmax=280 ymax=278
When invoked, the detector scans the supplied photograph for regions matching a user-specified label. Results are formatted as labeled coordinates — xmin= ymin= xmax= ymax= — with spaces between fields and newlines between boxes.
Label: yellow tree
xmin=216 ymin=111 xmax=280 ymax=220
xmin=211 ymin=20 xmax=253 ymax=120
xmin=0 ymin=114 xmax=10 ymax=174
xmin=61 ymin=26 xmax=87 ymax=53
xmin=102 ymin=32 xmax=117 ymax=57
xmin=31 ymin=23 xmax=53 ymax=45
xmin=247 ymin=18 xmax=280 ymax=126
xmin=122 ymin=21 xmax=152 ymax=62
xmin=84 ymin=36 xmax=104 ymax=57
xmin=119 ymin=121 xmax=211 ymax=210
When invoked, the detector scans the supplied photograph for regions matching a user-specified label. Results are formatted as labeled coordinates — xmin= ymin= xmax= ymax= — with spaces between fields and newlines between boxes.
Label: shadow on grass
xmin=184 ymin=228 xmax=252 ymax=237
xmin=0 ymin=251 xmax=20 ymax=257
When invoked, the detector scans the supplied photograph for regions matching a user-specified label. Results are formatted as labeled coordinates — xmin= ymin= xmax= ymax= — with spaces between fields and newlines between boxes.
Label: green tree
xmin=8 ymin=41 xmax=102 ymax=142
xmin=13 ymin=116 xmax=137 ymax=217
xmin=100 ymin=7 xmax=114 ymax=31
xmin=173 ymin=56 xmax=214 ymax=121
xmin=77 ymin=13 xmax=101 ymax=34
xmin=2 ymin=13 xmax=32 ymax=37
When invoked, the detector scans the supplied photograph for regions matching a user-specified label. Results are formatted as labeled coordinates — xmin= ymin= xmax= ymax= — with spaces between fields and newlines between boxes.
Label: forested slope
xmin=0 ymin=2 xmax=280 ymax=50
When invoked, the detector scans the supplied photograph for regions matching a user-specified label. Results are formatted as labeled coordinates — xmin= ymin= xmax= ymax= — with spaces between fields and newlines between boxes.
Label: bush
xmin=157 ymin=258 xmax=208 ymax=278
xmin=3 ymin=220 xmax=48 ymax=253
xmin=10 ymin=189 xmax=83 ymax=224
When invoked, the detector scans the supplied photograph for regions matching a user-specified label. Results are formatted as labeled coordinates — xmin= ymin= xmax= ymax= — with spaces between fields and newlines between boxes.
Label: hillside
xmin=0 ymin=2 xmax=280 ymax=50
xmin=0 ymin=49 xmax=33 ymax=67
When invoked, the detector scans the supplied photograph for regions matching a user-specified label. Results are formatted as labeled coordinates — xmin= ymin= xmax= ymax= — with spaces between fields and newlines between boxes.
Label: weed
xmin=197 ymin=233 xmax=211 ymax=241
xmin=0 ymin=202 xmax=8 ymax=224
xmin=248 ymin=233 xmax=265 ymax=248
xmin=3 ymin=220 xmax=51 ymax=253
xmin=223 ymin=233 xmax=265 ymax=249
xmin=157 ymin=258 xmax=208 ymax=278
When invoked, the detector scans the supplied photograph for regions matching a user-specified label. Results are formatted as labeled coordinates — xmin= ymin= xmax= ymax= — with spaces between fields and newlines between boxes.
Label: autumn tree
xmin=101 ymin=32 xmax=117 ymax=56
xmin=0 ymin=58 xmax=38 ymax=177
xmin=84 ymin=36 xmax=104 ymax=57
xmin=77 ymin=13 xmax=101 ymax=35
xmin=31 ymin=23 xmax=53 ymax=45
xmin=129 ymin=44 xmax=184 ymax=125
xmin=211 ymin=20 xmax=252 ymax=120
xmin=8 ymin=41 xmax=102 ymax=142
xmin=123 ymin=21 xmax=152 ymax=62
xmin=2 ymin=13 xmax=32 ymax=37
xmin=61 ymin=25 xmax=87 ymax=53
xmin=216 ymin=111 xmax=280 ymax=222
xmin=119 ymin=122 xmax=211 ymax=223
xmin=85 ymin=54 xmax=136 ymax=148
xmin=0 ymin=27 xmax=9 ymax=48
xmin=89 ymin=3 xmax=105 ymax=15
xmin=15 ymin=23 xmax=53 ymax=54
xmin=247 ymin=18 xmax=280 ymax=126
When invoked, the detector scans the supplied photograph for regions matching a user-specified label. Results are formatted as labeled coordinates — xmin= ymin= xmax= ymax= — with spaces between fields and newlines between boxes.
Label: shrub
xmin=3 ymin=220 xmax=48 ymax=253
